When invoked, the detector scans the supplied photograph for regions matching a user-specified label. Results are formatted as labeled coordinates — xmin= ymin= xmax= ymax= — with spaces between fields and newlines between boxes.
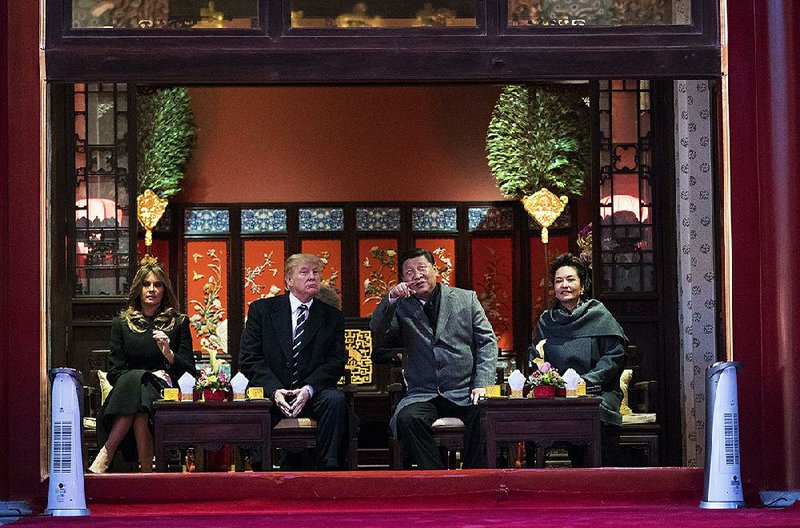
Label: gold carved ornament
xmin=522 ymin=188 xmax=568 ymax=244
xmin=344 ymin=329 xmax=373 ymax=385
xmin=137 ymin=188 xmax=168 ymax=251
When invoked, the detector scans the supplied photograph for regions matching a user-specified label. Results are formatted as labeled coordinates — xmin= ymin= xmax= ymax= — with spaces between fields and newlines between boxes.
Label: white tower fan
xmin=699 ymin=361 xmax=745 ymax=509
xmin=45 ymin=367 xmax=90 ymax=516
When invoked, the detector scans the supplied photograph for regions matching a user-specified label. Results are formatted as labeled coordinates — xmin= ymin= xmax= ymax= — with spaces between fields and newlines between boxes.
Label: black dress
xmin=97 ymin=315 xmax=196 ymax=462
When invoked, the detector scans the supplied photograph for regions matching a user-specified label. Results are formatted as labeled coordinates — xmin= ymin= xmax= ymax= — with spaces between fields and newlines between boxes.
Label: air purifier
xmin=699 ymin=361 xmax=744 ymax=509
xmin=45 ymin=367 xmax=90 ymax=517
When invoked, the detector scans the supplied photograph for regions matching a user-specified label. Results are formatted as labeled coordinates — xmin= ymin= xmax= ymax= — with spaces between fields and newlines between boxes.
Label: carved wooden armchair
xmin=382 ymin=351 xmax=466 ymax=469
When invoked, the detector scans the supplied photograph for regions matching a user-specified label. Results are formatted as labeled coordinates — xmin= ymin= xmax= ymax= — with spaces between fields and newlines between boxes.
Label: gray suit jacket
xmin=370 ymin=284 xmax=498 ymax=435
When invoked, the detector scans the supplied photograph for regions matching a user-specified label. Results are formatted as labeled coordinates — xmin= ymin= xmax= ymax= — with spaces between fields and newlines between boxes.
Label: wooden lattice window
xmin=597 ymin=80 xmax=655 ymax=293
xmin=72 ymin=83 xmax=134 ymax=296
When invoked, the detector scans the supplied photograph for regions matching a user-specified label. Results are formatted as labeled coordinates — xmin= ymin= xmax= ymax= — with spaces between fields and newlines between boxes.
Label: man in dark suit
xmin=370 ymin=248 xmax=498 ymax=469
xmin=239 ymin=253 xmax=348 ymax=470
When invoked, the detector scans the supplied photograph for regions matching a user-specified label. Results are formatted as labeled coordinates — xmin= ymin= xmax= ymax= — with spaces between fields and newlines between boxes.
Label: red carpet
xmin=12 ymin=469 xmax=800 ymax=527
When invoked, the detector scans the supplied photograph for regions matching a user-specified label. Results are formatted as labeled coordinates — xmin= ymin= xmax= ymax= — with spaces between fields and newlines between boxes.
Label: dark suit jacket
xmin=370 ymin=285 xmax=498 ymax=434
xmin=239 ymin=293 xmax=346 ymax=397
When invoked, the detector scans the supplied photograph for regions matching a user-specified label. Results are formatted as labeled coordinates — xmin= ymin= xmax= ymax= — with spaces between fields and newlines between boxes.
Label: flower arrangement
xmin=194 ymin=348 xmax=231 ymax=394
xmin=577 ymin=222 xmax=593 ymax=268
xmin=527 ymin=362 xmax=565 ymax=388
xmin=528 ymin=340 xmax=564 ymax=388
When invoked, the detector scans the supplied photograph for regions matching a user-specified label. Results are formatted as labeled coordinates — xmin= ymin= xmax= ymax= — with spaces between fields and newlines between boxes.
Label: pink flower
xmin=540 ymin=362 xmax=551 ymax=373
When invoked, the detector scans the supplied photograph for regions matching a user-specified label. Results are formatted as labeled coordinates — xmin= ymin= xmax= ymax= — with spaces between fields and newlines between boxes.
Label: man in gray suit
xmin=370 ymin=248 xmax=498 ymax=469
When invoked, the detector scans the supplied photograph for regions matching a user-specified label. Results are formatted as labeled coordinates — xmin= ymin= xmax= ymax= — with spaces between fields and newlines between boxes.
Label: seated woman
xmin=89 ymin=261 xmax=196 ymax=473
xmin=529 ymin=253 xmax=627 ymax=466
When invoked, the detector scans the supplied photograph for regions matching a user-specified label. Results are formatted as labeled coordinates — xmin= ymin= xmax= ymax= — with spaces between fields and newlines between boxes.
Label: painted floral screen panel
xmin=359 ymin=238 xmax=399 ymax=318
xmin=301 ymin=239 xmax=343 ymax=308
xmin=413 ymin=238 xmax=456 ymax=286
xmin=529 ymin=235 xmax=570 ymax=323
xmin=471 ymin=237 xmax=514 ymax=351
xmin=242 ymin=239 xmax=286 ymax=314
xmin=186 ymin=240 xmax=229 ymax=356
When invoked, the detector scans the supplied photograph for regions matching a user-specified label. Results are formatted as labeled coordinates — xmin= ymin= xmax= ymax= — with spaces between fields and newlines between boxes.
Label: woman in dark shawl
xmin=89 ymin=261 xmax=196 ymax=473
xmin=530 ymin=253 xmax=627 ymax=464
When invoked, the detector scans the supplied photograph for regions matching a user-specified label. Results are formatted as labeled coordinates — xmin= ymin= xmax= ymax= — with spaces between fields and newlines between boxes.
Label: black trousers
xmin=395 ymin=396 xmax=485 ymax=470
xmin=250 ymin=387 xmax=347 ymax=470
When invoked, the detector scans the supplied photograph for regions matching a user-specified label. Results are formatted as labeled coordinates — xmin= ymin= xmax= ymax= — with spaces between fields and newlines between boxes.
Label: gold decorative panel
xmin=345 ymin=329 xmax=373 ymax=385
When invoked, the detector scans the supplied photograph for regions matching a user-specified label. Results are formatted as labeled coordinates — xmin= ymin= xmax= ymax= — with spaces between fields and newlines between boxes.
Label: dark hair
xmin=399 ymin=248 xmax=435 ymax=272
xmin=550 ymin=253 xmax=591 ymax=299
xmin=122 ymin=262 xmax=182 ymax=332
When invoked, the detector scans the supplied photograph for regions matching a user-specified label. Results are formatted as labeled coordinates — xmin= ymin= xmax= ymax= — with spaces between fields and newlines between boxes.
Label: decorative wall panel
xmin=301 ymin=239 xmax=343 ymax=306
xmin=241 ymin=208 xmax=287 ymax=233
xmin=412 ymin=207 xmax=457 ymax=232
xmin=299 ymin=207 xmax=344 ymax=231
xmin=242 ymin=239 xmax=285 ymax=314
xmin=345 ymin=329 xmax=373 ymax=385
xmin=186 ymin=240 xmax=229 ymax=355
xmin=356 ymin=207 xmax=401 ymax=231
xmin=471 ymin=237 xmax=514 ymax=351
xmin=185 ymin=209 xmax=230 ymax=235
xmin=468 ymin=206 xmax=514 ymax=231
xmin=414 ymin=238 xmax=456 ymax=286
xmin=359 ymin=238 xmax=399 ymax=317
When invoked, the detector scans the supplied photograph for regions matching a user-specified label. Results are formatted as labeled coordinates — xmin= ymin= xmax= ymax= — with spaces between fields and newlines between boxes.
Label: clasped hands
xmin=274 ymin=387 xmax=310 ymax=418
xmin=153 ymin=330 xmax=174 ymax=364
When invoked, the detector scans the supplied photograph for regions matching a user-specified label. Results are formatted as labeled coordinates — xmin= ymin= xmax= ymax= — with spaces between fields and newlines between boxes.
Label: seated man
xmin=239 ymin=253 xmax=348 ymax=470
xmin=370 ymin=248 xmax=498 ymax=469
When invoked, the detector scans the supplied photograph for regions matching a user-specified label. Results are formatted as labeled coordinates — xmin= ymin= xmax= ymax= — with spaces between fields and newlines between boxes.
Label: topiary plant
xmin=137 ymin=87 xmax=197 ymax=198
xmin=487 ymin=84 xmax=590 ymax=199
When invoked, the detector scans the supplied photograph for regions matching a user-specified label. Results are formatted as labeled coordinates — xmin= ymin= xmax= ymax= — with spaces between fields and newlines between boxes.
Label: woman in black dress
xmin=89 ymin=262 xmax=196 ymax=473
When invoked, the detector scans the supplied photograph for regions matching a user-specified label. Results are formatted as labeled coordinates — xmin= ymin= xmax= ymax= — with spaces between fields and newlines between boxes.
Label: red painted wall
xmin=728 ymin=0 xmax=800 ymax=492
xmin=3 ymin=0 xmax=43 ymax=500
xmin=181 ymin=86 xmax=506 ymax=203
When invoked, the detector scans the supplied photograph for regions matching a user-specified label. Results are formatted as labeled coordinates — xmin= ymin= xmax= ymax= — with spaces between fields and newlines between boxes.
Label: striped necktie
xmin=291 ymin=304 xmax=308 ymax=388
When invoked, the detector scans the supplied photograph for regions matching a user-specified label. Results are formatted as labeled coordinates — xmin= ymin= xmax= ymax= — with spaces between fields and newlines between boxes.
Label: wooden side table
xmin=153 ymin=400 xmax=272 ymax=472
xmin=480 ymin=396 xmax=602 ymax=468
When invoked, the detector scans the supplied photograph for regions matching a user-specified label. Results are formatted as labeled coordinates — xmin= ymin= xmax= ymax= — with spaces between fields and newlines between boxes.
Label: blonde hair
xmin=284 ymin=253 xmax=324 ymax=287
xmin=121 ymin=262 xmax=182 ymax=333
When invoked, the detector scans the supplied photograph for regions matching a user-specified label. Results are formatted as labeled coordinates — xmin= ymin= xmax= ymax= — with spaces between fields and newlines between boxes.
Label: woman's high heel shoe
xmin=88 ymin=446 xmax=110 ymax=474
